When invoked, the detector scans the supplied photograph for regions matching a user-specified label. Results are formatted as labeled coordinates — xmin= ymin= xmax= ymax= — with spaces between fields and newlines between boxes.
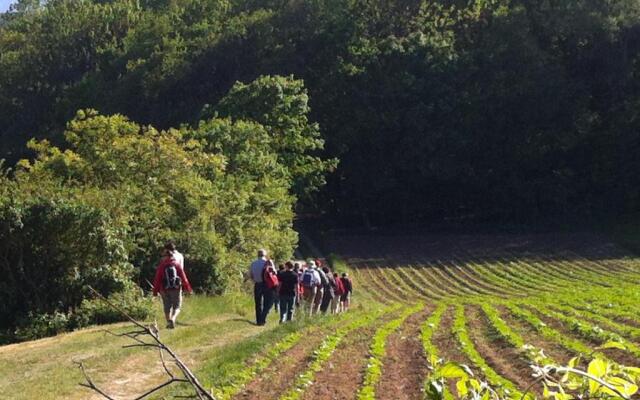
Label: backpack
xmin=302 ymin=270 xmax=315 ymax=287
xmin=263 ymin=264 xmax=279 ymax=289
xmin=334 ymin=277 xmax=345 ymax=296
xmin=318 ymin=270 xmax=329 ymax=287
xmin=163 ymin=262 xmax=182 ymax=290
xmin=341 ymin=277 xmax=352 ymax=293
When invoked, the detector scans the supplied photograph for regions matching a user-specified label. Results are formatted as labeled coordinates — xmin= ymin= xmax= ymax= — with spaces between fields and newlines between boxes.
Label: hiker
xmin=332 ymin=272 xmax=346 ymax=313
xmin=152 ymin=246 xmax=192 ymax=329
xmin=293 ymin=262 xmax=302 ymax=306
xmin=316 ymin=264 xmax=330 ymax=314
xmin=340 ymin=272 xmax=353 ymax=311
xmin=249 ymin=249 xmax=276 ymax=326
xmin=319 ymin=266 xmax=334 ymax=313
xmin=164 ymin=241 xmax=184 ymax=270
xmin=301 ymin=261 xmax=321 ymax=315
xmin=278 ymin=261 xmax=298 ymax=322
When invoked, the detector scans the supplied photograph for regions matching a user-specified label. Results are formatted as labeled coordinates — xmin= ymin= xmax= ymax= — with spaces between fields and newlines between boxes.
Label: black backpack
xmin=163 ymin=263 xmax=182 ymax=290
xmin=318 ymin=270 xmax=329 ymax=287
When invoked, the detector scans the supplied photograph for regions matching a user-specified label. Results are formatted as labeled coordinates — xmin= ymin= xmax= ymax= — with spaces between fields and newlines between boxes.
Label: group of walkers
xmin=249 ymin=249 xmax=353 ymax=326
xmin=151 ymin=243 xmax=353 ymax=329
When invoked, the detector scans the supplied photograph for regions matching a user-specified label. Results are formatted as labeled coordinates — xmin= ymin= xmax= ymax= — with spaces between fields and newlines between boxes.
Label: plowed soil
xmin=301 ymin=323 xmax=381 ymax=400
xmin=376 ymin=307 xmax=432 ymax=400
xmin=235 ymin=328 xmax=328 ymax=400
xmin=464 ymin=305 xmax=537 ymax=393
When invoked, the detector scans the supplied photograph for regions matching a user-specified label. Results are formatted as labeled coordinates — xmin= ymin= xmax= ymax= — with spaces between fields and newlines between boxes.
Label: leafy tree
xmin=212 ymin=75 xmax=338 ymax=199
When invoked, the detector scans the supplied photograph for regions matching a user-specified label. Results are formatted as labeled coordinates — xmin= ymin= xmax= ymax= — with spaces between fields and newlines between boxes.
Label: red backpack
xmin=263 ymin=262 xmax=279 ymax=289
xmin=334 ymin=276 xmax=345 ymax=296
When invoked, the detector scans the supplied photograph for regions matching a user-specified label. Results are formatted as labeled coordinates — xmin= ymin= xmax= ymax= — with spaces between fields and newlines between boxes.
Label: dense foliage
xmin=0 ymin=75 xmax=333 ymax=342
xmin=1 ymin=0 xmax=640 ymax=223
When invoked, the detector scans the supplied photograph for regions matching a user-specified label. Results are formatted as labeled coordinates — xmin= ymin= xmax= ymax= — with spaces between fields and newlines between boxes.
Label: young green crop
xmin=357 ymin=303 xmax=426 ymax=400
xmin=278 ymin=304 xmax=401 ymax=400
xmin=408 ymin=266 xmax=454 ymax=298
xmin=212 ymin=310 xmax=358 ymax=400
xmin=480 ymin=302 xmax=556 ymax=366
xmin=503 ymin=302 xmax=597 ymax=358
xmin=453 ymin=304 xmax=523 ymax=398
xmin=552 ymin=303 xmax=640 ymax=341
xmin=420 ymin=302 xmax=453 ymax=400
xmin=528 ymin=305 xmax=640 ymax=358
xmin=213 ymin=330 xmax=303 ymax=400
xmin=383 ymin=266 xmax=431 ymax=301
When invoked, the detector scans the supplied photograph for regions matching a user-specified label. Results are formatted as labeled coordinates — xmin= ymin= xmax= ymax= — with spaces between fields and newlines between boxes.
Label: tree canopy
xmin=1 ymin=0 xmax=639 ymax=222
xmin=0 ymin=75 xmax=333 ymax=342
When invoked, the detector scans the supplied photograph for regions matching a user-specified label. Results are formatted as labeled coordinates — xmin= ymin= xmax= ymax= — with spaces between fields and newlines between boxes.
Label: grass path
xmin=0 ymin=295 xmax=297 ymax=400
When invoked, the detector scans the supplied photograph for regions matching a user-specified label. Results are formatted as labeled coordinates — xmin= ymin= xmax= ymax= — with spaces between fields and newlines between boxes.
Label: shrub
xmin=14 ymin=311 xmax=71 ymax=342
xmin=0 ymin=197 xmax=133 ymax=333
xmin=70 ymin=284 xmax=153 ymax=328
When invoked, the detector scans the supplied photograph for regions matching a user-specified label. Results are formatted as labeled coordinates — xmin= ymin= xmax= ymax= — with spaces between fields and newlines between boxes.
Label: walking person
xmin=319 ymin=266 xmax=334 ymax=314
xmin=293 ymin=262 xmax=302 ymax=307
xmin=316 ymin=264 xmax=330 ymax=314
xmin=340 ymin=272 xmax=353 ymax=311
xmin=332 ymin=272 xmax=345 ymax=313
xmin=278 ymin=262 xmax=298 ymax=322
xmin=301 ymin=261 xmax=320 ymax=315
xmin=273 ymin=264 xmax=285 ymax=313
xmin=152 ymin=245 xmax=193 ymax=329
xmin=249 ymin=249 xmax=275 ymax=326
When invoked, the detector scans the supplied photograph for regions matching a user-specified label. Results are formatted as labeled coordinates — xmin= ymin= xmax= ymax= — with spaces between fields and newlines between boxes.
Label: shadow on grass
xmin=228 ymin=318 xmax=258 ymax=325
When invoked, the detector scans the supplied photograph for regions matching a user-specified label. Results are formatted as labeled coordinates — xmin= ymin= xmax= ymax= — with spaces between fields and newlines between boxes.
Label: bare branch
xmin=75 ymin=286 xmax=216 ymax=400
xmin=75 ymin=361 xmax=116 ymax=400
xmin=159 ymin=348 xmax=175 ymax=379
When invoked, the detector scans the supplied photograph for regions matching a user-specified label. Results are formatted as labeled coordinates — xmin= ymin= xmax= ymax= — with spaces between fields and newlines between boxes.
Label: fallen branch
xmin=75 ymin=286 xmax=216 ymax=400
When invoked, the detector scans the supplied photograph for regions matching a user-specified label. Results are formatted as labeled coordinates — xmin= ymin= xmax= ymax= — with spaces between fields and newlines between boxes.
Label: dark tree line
xmin=2 ymin=0 xmax=640 ymax=224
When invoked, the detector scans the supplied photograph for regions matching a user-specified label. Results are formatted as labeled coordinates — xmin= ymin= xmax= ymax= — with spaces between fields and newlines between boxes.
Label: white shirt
xmin=172 ymin=250 xmax=184 ymax=270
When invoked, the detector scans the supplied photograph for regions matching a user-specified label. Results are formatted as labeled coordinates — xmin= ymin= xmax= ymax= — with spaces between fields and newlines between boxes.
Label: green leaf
xmin=588 ymin=358 xmax=608 ymax=394
xmin=568 ymin=357 xmax=579 ymax=369
xmin=588 ymin=358 xmax=608 ymax=378
xmin=622 ymin=366 xmax=640 ymax=376
xmin=437 ymin=362 xmax=468 ymax=379
xmin=456 ymin=378 xmax=468 ymax=397
xmin=598 ymin=341 xmax=627 ymax=351
xmin=601 ymin=377 xmax=638 ymax=397
xmin=554 ymin=393 xmax=572 ymax=400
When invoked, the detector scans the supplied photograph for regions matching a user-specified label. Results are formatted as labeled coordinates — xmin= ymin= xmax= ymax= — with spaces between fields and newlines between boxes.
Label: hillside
xmin=2 ymin=0 xmax=640 ymax=223
xmin=4 ymin=233 xmax=640 ymax=399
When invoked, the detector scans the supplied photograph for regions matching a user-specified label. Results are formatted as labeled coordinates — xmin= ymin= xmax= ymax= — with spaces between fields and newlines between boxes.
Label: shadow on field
xmin=229 ymin=318 xmax=258 ymax=326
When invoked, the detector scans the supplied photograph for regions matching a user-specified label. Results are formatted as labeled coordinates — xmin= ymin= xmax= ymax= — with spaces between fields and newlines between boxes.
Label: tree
xmin=213 ymin=75 xmax=338 ymax=199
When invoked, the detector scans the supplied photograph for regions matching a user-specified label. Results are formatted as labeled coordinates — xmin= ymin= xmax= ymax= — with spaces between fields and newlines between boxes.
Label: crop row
xmin=453 ymin=304 xmax=523 ymax=398
xmin=360 ymin=258 xmax=640 ymax=303
xmin=356 ymin=302 xmax=425 ymax=400
xmin=278 ymin=304 xmax=401 ymax=400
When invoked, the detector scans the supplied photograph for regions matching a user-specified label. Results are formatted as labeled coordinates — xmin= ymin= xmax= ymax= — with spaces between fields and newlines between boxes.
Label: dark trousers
xmin=254 ymin=282 xmax=275 ymax=325
xmin=320 ymin=287 xmax=333 ymax=313
xmin=279 ymin=295 xmax=295 ymax=322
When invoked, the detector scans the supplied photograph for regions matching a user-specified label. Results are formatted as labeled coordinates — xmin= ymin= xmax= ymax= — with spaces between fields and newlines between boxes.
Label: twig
xmin=555 ymin=367 xmax=631 ymax=400
xmin=75 ymin=286 xmax=216 ymax=400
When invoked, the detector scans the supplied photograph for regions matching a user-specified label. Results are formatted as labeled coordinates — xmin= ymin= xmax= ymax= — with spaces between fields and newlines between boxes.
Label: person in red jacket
xmin=153 ymin=246 xmax=193 ymax=329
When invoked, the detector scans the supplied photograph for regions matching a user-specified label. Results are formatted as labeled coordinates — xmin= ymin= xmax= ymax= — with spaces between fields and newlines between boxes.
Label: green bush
xmin=0 ymin=197 xmax=133 ymax=333
xmin=14 ymin=311 xmax=71 ymax=342
xmin=70 ymin=285 xmax=153 ymax=328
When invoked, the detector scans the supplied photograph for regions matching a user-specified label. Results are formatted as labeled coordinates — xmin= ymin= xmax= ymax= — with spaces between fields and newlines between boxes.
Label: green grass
xmin=0 ymin=280 xmax=383 ymax=400
xmin=5 ymin=237 xmax=640 ymax=400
